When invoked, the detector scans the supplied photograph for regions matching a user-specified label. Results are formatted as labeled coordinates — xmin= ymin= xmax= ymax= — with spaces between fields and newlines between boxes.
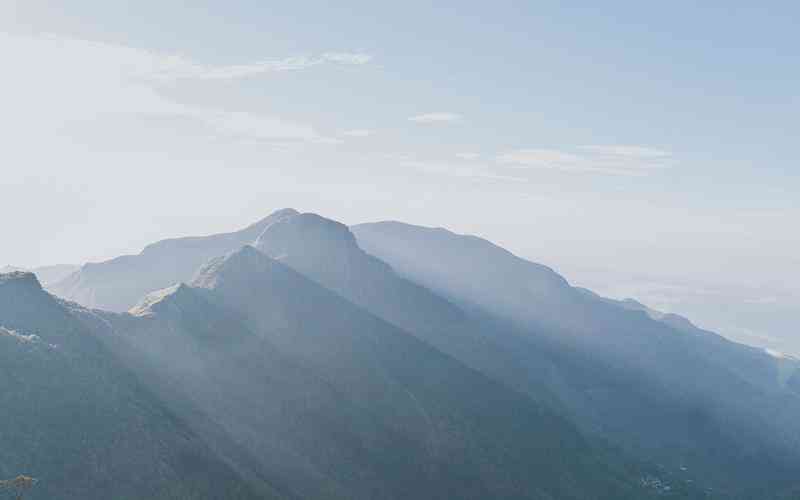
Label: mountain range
xmin=0 ymin=264 xmax=78 ymax=286
xmin=0 ymin=272 xmax=266 ymax=500
xmin=3 ymin=209 xmax=798 ymax=499
xmin=354 ymin=221 xmax=800 ymax=495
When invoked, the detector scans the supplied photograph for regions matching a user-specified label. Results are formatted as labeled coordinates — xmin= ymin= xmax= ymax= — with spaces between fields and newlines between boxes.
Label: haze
xmin=1 ymin=1 xmax=798 ymax=354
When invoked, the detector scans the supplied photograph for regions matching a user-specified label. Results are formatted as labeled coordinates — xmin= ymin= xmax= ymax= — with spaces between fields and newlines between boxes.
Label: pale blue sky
xmin=1 ymin=1 xmax=797 ymax=352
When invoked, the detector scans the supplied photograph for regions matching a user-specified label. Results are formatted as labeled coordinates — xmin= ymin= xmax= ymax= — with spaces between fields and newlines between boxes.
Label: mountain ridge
xmin=25 ymin=210 xmax=800 ymax=498
xmin=353 ymin=219 xmax=800 ymax=497
xmin=50 ymin=209 xmax=299 ymax=311
xmin=91 ymin=247 xmax=666 ymax=499
xmin=0 ymin=270 xmax=270 ymax=500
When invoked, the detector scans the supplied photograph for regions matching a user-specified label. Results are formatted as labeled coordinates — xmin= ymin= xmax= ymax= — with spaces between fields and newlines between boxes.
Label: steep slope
xmin=577 ymin=287 xmax=800 ymax=395
xmin=257 ymin=213 xmax=799 ymax=495
xmin=353 ymin=220 xmax=800 ymax=497
xmin=50 ymin=209 xmax=298 ymax=311
xmin=0 ymin=272 xmax=268 ymax=500
xmin=253 ymin=212 xmax=570 ymax=410
xmin=104 ymin=247 xmax=669 ymax=500
xmin=33 ymin=264 xmax=80 ymax=285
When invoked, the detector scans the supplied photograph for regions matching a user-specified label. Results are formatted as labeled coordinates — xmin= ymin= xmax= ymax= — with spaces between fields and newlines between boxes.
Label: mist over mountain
xmin=23 ymin=248 xmax=669 ymax=499
xmin=49 ymin=209 xmax=299 ymax=311
xmin=0 ymin=264 xmax=78 ymax=286
xmin=353 ymin=220 xmax=800 ymax=497
xmin=5 ymin=1 xmax=799 ymax=498
xmin=0 ymin=272 xmax=264 ymax=500
xmin=178 ymin=246 xmax=657 ymax=499
xmin=4 ymin=210 xmax=799 ymax=499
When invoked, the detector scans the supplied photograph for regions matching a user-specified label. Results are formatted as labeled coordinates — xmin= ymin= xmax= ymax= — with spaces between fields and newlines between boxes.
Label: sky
xmin=1 ymin=1 xmax=798 ymax=353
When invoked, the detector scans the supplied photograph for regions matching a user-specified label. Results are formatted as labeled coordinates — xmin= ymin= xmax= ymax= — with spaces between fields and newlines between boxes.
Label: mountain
xmin=0 ymin=272 xmax=270 ymax=500
xmin=49 ymin=209 xmax=299 ymax=311
xmin=94 ymin=246 xmax=667 ymax=500
xmin=576 ymin=287 xmax=800 ymax=393
xmin=0 ymin=264 xmax=78 ymax=285
xmin=33 ymin=209 xmax=800 ymax=497
xmin=353 ymin=220 xmax=800 ymax=497
xmin=252 ymin=212 xmax=573 ymax=411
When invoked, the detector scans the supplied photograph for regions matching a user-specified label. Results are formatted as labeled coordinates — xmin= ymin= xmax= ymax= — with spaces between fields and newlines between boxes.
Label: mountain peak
xmin=222 ymin=244 xmax=271 ymax=266
xmin=259 ymin=212 xmax=354 ymax=240
xmin=129 ymin=283 xmax=193 ymax=317
xmin=242 ymin=208 xmax=301 ymax=234
xmin=191 ymin=245 xmax=278 ymax=290
xmin=254 ymin=211 xmax=359 ymax=262
xmin=0 ymin=271 xmax=43 ymax=291
xmin=217 ymin=244 xmax=271 ymax=270
xmin=52 ymin=209 xmax=303 ymax=313
xmin=269 ymin=207 xmax=300 ymax=218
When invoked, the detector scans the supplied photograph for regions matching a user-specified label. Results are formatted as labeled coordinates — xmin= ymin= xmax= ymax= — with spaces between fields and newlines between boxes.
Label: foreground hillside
xmin=0 ymin=272 xmax=272 ymax=500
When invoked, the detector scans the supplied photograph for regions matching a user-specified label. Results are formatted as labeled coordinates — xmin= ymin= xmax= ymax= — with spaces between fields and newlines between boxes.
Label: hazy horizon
xmin=3 ymin=5 xmax=800 ymax=498
xmin=2 ymin=2 xmax=797 ymax=354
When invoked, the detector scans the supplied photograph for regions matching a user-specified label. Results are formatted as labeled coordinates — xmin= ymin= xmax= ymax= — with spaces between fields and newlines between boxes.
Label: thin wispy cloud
xmin=199 ymin=110 xmax=332 ymax=144
xmin=147 ymin=52 xmax=373 ymax=81
xmin=341 ymin=129 xmax=373 ymax=137
xmin=404 ymin=160 xmax=526 ymax=182
xmin=408 ymin=112 xmax=462 ymax=123
xmin=322 ymin=52 xmax=373 ymax=65
xmin=455 ymin=152 xmax=480 ymax=160
xmin=0 ymin=33 xmax=358 ymax=145
xmin=497 ymin=145 xmax=673 ymax=176
xmin=577 ymin=145 xmax=671 ymax=159
xmin=379 ymin=153 xmax=526 ymax=183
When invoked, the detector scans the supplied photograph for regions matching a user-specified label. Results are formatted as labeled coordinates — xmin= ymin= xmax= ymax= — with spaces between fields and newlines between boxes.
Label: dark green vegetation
xmin=0 ymin=273 xmax=269 ymax=500
xmin=3 ymin=209 xmax=797 ymax=498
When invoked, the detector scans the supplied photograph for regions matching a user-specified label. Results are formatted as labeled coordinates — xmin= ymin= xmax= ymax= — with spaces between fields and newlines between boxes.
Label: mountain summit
xmin=23 ymin=210 xmax=800 ymax=498
xmin=91 ymin=247 xmax=661 ymax=500
xmin=49 ymin=209 xmax=299 ymax=311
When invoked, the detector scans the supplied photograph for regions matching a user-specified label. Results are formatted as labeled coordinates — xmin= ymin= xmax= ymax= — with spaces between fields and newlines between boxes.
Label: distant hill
xmin=49 ymin=209 xmax=298 ymax=311
xmin=0 ymin=264 xmax=78 ymax=285
xmin=354 ymin=220 xmax=800 ymax=497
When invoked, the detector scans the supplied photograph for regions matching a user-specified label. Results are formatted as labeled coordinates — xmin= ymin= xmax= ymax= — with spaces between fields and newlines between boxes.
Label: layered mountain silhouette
xmin=252 ymin=213 xmax=555 ymax=400
xmin=3 ymin=248 xmax=678 ymax=499
xmin=8 ymin=209 xmax=799 ymax=498
xmin=100 ymin=246 xmax=663 ymax=499
xmin=354 ymin=220 xmax=800 ymax=497
xmin=0 ymin=272 xmax=269 ymax=500
xmin=50 ymin=209 xmax=299 ymax=311
xmin=1 ymin=264 xmax=78 ymax=285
